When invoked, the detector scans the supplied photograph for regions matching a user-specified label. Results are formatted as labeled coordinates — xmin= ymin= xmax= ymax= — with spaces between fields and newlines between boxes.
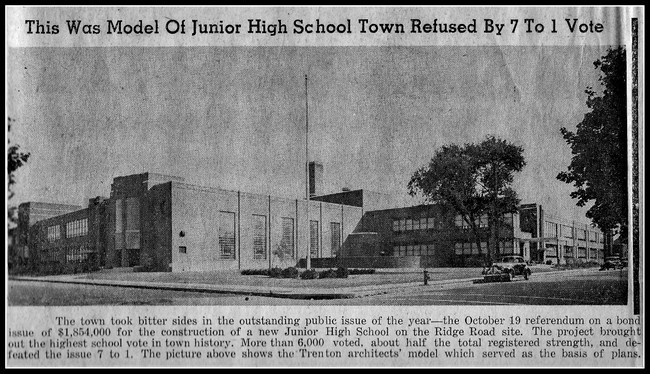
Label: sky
xmin=7 ymin=45 xmax=614 ymax=222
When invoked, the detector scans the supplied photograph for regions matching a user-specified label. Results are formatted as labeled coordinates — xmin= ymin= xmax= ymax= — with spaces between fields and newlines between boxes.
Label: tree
xmin=557 ymin=47 xmax=627 ymax=241
xmin=7 ymin=117 xmax=31 ymax=224
xmin=408 ymin=136 xmax=526 ymax=262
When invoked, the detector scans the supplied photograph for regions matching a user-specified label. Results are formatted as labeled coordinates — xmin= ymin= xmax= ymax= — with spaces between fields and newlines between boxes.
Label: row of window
xmin=393 ymin=214 xmax=517 ymax=233
xmin=545 ymin=246 xmax=602 ymax=259
xmin=46 ymin=218 xmax=90 ymax=243
xmin=41 ymin=245 xmax=92 ymax=263
xmin=544 ymin=221 xmax=603 ymax=243
xmin=392 ymin=244 xmax=436 ymax=257
xmin=65 ymin=244 xmax=92 ymax=263
xmin=66 ymin=219 xmax=88 ymax=238
xmin=454 ymin=241 xmax=514 ymax=255
xmin=214 ymin=212 xmax=341 ymax=261
xmin=47 ymin=225 xmax=61 ymax=242
xmin=393 ymin=217 xmax=441 ymax=233
xmin=390 ymin=241 xmax=519 ymax=257
xmin=454 ymin=215 xmax=488 ymax=229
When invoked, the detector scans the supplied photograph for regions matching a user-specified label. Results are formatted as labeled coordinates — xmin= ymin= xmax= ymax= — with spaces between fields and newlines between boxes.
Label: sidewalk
xmin=9 ymin=266 xmax=599 ymax=300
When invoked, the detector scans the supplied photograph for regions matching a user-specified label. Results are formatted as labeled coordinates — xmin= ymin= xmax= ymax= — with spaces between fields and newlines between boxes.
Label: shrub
xmin=140 ymin=253 xmax=155 ymax=271
xmin=336 ymin=267 xmax=350 ymax=278
xmin=281 ymin=267 xmax=300 ymax=279
xmin=240 ymin=269 xmax=269 ymax=276
xmin=268 ymin=267 xmax=283 ymax=278
xmin=319 ymin=269 xmax=337 ymax=279
xmin=300 ymin=269 xmax=319 ymax=279
xmin=348 ymin=268 xmax=376 ymax=275
xmin=132 ymin=266 xmax=147 ymax=273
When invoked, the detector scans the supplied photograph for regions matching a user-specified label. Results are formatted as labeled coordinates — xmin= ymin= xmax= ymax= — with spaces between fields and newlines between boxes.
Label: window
xmin=125 ymin=197 xmax=140 ymax=250
xmin=426 ymin=217 xmax=435 ymax=230
xmin=455 ymin=241 xmax=487 ymax=255
xmin=115 ymin=199 xmax=123 ymax=233
xmin=115 ymin=199 xmax=124 ymax=252
xmin=218 ymin=211 xmax=236 ymax=260
xmin=454 ymin=215 xmax=470 ymax=229
xmin=126 ymin=197 xmax=140 ymax=230
xmin=330 ymin=222 xmax=341 ymax=257
xmin=392 ymin=219 xmax=400 ymax=232
xmin=310 ymin=220 xmax=319 ymax=258
xmin=406 ymin=245 xmax=414 ymax=256
xmin=419 ymin=217 xmax=427 ymax=230
xmin=252 ymin=215 xmax=267 ymax=260
xmin=393 ymin=245 xmax=409 ymax=257
xmin=66 ymin=218 xmax=88 ymax=238
xmin=589 ymin=231 xmax=597 ymax=242
xmin=477 ymin=215 xmax=488 ymax=228
xmin=66 ymin=245 xmax=89 ymax=263
xmin=501 ymin=214 xmax=514 ymax=226
xmin=500 ymin=240 xmax=515 ymax=254
xmin=47 ymin=225 xmax=61 ymax=242
xmin=545 ymin=222 xmax=558 ymax=237
xmin=406 ymin=219 xmax=413 ymax=231
xmin=578 ymin=247 xmax=587 ymax=258
xmin=178 ymin=246 xmax=187 ymax=254
xmin=279 ymin=217 xmax=295 ymax=259
xmin=577 ymin=229 xmax=586 ymax=240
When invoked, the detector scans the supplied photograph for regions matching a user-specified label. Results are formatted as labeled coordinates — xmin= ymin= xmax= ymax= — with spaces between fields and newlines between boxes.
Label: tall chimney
xmin=309 ymin=161 xmax=323 ymax=197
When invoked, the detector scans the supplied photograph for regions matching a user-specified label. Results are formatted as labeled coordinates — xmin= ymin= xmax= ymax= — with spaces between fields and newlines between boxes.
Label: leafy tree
xmin=408 ymin=136 xmax=526 ymax=261
xmin=557 ymin=47 xmax=627 ymax=241
xmin=7 ymin=117 xmax=31 ymax=224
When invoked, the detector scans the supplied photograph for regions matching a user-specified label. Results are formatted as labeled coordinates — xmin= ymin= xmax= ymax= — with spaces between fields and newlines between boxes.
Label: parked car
xmin=482 ymin=255 xmax=531 ymax=282
xmin=600 ymin=256 xmax=624 ymax=270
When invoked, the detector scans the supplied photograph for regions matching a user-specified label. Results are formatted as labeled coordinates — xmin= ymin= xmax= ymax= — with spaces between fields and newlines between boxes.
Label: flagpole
xmin=305 ymin=74 xmax=311 ymax=270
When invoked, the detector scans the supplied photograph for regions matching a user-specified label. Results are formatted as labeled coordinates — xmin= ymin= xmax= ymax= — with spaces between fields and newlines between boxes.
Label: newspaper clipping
xmin=5 ymin=5 xmax=644 ymax=368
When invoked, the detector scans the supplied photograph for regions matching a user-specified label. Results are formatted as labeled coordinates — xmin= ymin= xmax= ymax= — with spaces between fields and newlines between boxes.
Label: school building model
xmin=10 ymin=163 xmax=605 ymax=272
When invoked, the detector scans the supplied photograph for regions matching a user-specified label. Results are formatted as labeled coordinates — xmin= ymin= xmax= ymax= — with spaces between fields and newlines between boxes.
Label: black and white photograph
xmin=5 ymin=6 xmax=643 ymax=368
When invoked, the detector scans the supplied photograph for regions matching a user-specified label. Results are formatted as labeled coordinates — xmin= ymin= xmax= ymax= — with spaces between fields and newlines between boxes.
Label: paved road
xmin=7 ymin=268 xmax=627 ymax=306
xmin=344 ymin=269 xmax=628 ymax=305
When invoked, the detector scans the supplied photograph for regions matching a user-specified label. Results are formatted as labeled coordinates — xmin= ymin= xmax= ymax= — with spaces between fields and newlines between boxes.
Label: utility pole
xmin=305 ymin=74 xmax=311 ymax=270
xmin=489 ymin=161 xmax=499 ymax=263
xmin=494 ymin=161 xmax=499 ymax=259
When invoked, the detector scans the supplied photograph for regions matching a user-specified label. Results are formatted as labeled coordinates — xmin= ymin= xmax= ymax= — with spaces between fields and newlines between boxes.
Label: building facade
xmin=519 ymin=203 xmax=605 ymax=264
xmin=14 ymin=202 xmax=84 ymax=265
xmin=13 ymin=171 xmax=604 ymax=272
xmin=16 ymin=172 xmax=362 ymax=272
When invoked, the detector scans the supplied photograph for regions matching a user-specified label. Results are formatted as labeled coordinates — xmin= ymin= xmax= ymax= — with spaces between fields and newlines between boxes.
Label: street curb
xmin=8 ymin=276 xmax=360 ymax=300
xmin=8 ymin=267 xmax=600 ymax=300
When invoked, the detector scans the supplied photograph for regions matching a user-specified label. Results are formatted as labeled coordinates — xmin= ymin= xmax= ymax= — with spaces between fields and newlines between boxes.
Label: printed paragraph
xmin=6 ymin=313 xmax=642 ymax=365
